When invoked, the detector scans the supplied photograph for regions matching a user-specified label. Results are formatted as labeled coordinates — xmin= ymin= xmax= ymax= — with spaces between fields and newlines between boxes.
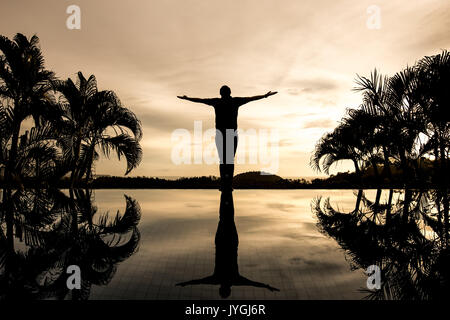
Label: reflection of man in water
xmin=178 ymin=86 xmax=277 ymax=190
xmin=175 ymin=191 xmax=280 ymax=298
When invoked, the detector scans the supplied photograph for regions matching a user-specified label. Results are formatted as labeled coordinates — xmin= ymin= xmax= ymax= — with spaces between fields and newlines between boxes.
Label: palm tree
xmin=311 ymin=72 xmax=390 ymax=179
xmin=1 ymin=100 xmax=64 ymax=188
xmin=310 ymin=124 xmax=363 ymax=176
xmin=77 ymin=90 xmax=143 ymax=184
xmin=52 ymin=72 xmax=143 ymax=188
xmin=415 ymin=50 xmax=450 ymax=186
xmin=0 ymin=33 xmax=57 ymax=184
xmin=352 ymin=70 xmax=392 ymax=179
xmin=340 ymin=108 xmax=384 ymax=180
xmin=320 ymin=66 xmax=432 ymax=185
xmin=386 ymin=67 xmax=427 ymax=182
xmin=0 ymin=98 xmax=13 ymax=179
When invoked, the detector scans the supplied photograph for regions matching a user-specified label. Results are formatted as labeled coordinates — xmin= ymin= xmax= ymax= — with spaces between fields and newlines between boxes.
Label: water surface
xmin=89 ymin=189 xmax=372 ymax=299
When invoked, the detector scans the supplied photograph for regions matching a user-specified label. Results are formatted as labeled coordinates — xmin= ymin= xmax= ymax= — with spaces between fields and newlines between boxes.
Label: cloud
xmin=288 ymin=257 xmax=345 ymax=273
xmin=302 ymin=118 xmax=336 ymax=129
xmin=285 ymin=78 xmax=339 ymax=96
xmin=2 ymin=0 xmax=449 ymax=178
xmin=138 ymin=106 xmax=213 ymax=134
xmin=266 ymin=202 xmax=296 ymax=212
xmin=278 ymin=139 xmax=294 ymax=147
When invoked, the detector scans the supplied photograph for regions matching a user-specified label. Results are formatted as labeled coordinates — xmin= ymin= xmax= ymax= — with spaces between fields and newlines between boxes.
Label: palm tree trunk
xmin=353 ymin=159 xmax=360 ymax=175
xmin=439 ymin=140 xmax=447 ymax=187
xmin=433 ymin=143 xmax=440 ymax=184
xmin=69 ymin=188 xmax=79 ymax=236
xmin=70 ymin=137 xmax=82 ymax=189
xmin=382 ymin=146 xmax=392 ymax=180
xmin=375 ymin=188 xmax=382 ymax=207
xmin=442 ymin=189 xmax=449 ymax=243
xmin=386 ymin=189 xmax=393 ymax=225
xmin=6 ymin=121 xmax=21 ymax=187
xmin=403 ymin=189 xmax=412 ymax=222
xmin=3 ymin=119 xmax=20 ymax=271
xmin=438 ymin=137 xmax=448 ymax=242
xmin=4 ymin=188 xmax=14 ymax=277
xmin=353 ymin=159 xmax=362 ymax=186
xmin=371 ymin=159 xmax=380 ymax=181
xmin=399 ymin=151 xmax=409 ymax=184
xmin=354 ymin=189 xmax=363 ymax=212
xmin=84 ymin=140 xmax=97 ymax=185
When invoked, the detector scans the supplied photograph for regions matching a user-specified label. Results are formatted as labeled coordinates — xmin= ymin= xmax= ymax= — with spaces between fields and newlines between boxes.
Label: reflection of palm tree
xmin=312 ymin=189 xmax=450 ymax=300
xmin=0 ymin=188 xmax=141 ymax=300
xmin=176 ymin=191 xmax=279 ymax=298
xmin=44 ymin=190 xmax=141 ymax=300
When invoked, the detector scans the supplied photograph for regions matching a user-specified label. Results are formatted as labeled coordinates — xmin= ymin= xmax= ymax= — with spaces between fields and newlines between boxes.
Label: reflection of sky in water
xmin=90 ymin=190 xmax=373 ymax=299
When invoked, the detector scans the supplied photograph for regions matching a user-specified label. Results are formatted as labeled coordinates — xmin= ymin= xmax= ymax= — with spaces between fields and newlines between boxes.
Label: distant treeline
xmin=17 ymin=165 xmax=443 ymax=189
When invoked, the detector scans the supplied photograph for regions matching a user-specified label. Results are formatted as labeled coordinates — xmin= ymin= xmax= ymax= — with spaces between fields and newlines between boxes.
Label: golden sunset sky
xmin=1 ymin=0 xmax=449 ymax=178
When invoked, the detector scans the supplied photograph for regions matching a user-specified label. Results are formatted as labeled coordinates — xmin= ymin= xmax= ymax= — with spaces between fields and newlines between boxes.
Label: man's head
xmin=219 ymin=284 xmax=231 ymax=298
xmin=220 ymin=85 xmax=231 ymax=98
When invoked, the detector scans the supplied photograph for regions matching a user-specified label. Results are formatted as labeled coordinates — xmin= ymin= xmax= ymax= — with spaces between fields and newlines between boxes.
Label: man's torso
xmin=211 ymin=98 xmax=244 ymax=131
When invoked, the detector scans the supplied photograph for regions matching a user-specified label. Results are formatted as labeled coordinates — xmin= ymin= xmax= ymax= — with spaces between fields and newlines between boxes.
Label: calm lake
xmin=87 ymin=189 xmax=379 ymax=300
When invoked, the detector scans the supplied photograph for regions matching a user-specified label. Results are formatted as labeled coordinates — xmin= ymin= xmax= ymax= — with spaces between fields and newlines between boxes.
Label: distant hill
xmin=233 ymin=171 xmax=283 ymax=188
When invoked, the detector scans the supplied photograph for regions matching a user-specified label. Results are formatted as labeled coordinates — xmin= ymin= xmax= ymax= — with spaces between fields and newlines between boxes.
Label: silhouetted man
xmin=175 ymin=191 xmax=279 ymax=298
xmin=178 ymin=86 xmax=277 ymax=190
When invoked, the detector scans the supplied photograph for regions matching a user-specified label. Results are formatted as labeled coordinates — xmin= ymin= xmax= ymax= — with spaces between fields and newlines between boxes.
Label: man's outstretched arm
xmin=175 ymin=275 xmax=217 ymax=287
xmin=236 ymin=91 xmax=277 ymax=106
xmin=177 ymin=95 xmax=216 ymax=106
xmin=234 ymin=275 xmax=280 ymax=292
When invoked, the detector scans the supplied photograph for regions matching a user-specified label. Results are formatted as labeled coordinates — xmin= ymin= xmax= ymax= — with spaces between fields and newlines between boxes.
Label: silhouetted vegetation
xmin=311 ymin=51 xmax=450 ymax=187
xmin=0 ymin=33 xmax=143 ymax=300
xmin=0 ymin=33 xmax=142 ymax=190
xmin=0 ymin=188 xmax=141 ymax=300
xmin=39 ymin=166 xmax=441 ymax=189
xmin=313 ymin=189 xmax=449 ymax=300
xmin=51 ymin=171 xmax=311 ymax=189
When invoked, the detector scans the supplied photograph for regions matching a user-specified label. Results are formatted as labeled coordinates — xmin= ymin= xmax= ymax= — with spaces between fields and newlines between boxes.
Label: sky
xmin=1 ymin=0 xmax=449 ymax=178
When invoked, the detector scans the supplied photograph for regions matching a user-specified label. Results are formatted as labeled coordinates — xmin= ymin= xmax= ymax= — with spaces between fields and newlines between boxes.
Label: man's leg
xmin=216 ymin=130 xmax=228 ymax=190
xmin=223 ymin=132 xmax=238 ymax=190
xmin=229 ymin=135 xmax=238 ymax=177
xmin=216 ymin=130 xmax=238 ymax=191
